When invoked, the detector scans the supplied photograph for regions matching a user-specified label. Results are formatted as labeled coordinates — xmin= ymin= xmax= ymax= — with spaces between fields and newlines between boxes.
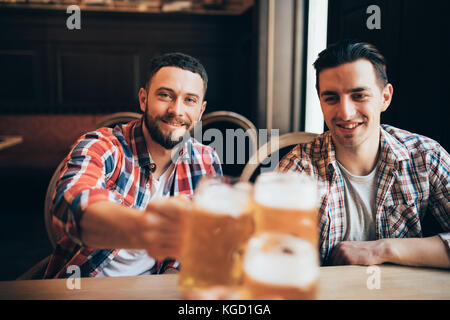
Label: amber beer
xmin=242 ymin=232 xmax=319 ymax=300
xmin=178 ymin=177 xmax=254 ymax=292
xmin=253 ymin=172 xmax=319 ymax=246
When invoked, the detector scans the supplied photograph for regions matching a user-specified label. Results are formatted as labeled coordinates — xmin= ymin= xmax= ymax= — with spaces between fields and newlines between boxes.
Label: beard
xmin=144 ymin=104 xmax=192 ymax=150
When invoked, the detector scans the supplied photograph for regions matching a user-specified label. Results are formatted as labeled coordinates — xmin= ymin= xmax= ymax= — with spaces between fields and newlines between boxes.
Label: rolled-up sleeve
xmin=52 ymin=132 xmax=120 ymax=246
xmin=427 ymin=146 xmax=450 ymax=252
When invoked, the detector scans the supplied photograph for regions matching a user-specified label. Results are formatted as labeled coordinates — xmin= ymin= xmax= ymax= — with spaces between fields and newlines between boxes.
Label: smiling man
xmin=44 ymin=53 xmax=222 ymax=278
xmin=279 ymin=41 xmax=450 ymax=268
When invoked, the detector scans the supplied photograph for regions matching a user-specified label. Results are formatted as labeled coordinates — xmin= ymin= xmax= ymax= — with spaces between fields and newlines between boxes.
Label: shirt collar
xmin=314 ymin=131 xmax=337 ymax=180
xmin=319 ymin=126 xmax=410 ymax=179
xmin=378 ymin=125 xmax=410 ymax=167
xmin=131 ymin=118 xmax=155 ymax=170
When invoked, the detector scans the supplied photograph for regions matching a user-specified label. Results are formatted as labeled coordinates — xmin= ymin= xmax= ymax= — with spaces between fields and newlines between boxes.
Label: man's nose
xmin=337 ymin=96 xmax=357 ymax=120
xmin=167 ymin=96 xmax=184 ymax=116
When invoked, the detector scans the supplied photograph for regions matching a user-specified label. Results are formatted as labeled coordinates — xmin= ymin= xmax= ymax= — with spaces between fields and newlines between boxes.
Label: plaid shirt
xmin=44 ymin=118 xmax=222 ymax=278
xmin=279 ymin=125 xmax=450 ymax=265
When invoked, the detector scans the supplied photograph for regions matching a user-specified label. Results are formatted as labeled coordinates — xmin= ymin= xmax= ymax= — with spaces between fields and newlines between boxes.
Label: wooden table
xmin=0 ymin=265 xmax=448 ymax=300
xmin=0 ymin=135 xmax=23 ymax=151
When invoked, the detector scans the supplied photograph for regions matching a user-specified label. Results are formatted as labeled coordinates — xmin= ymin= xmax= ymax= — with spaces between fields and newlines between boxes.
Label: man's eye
xmin=159 ymin=93 xmax=171 ymax=99
xmin=186 ymin=97 xmax=197 ymax=104
xmin=324 ymin=96 xmax=338 ymax=103
xmin=353 ymin=94 xmax=367 ymax=100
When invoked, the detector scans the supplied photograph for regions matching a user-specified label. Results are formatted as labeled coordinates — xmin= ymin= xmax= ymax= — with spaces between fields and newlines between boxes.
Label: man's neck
xmin=142 ymin=124 xmax=174 ymax=180
xmin=334 ymin=133 xmax=380 ymax=176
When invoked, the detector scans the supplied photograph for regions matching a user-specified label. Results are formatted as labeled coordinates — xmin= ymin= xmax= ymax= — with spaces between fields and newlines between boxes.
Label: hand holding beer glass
xmin=178 ymin=176 xmax=254 ymax=293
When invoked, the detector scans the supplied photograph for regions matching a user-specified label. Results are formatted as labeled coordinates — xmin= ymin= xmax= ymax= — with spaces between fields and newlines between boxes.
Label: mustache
xmin=156 ymin=114 xmax=192 ymax=127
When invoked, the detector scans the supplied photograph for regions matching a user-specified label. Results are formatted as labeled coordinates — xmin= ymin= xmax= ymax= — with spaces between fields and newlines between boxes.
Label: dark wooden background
xmin=0 ymin=7 xmax=256 ymax=123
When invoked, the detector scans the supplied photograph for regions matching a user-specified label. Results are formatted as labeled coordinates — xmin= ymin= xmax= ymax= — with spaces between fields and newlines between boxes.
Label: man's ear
xmin=381 ymin=83 xmax=393 ymax=112
xmin=138 ymin=88 xmax=148 ymax=113
xmin=199 ymin=100 xmax=207 ymax=121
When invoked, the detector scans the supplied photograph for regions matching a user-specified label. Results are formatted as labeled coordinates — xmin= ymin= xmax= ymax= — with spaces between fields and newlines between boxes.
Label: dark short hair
xmin=313 ymin=40 xmax=388 ymax=92
xmin=142 ymin=52 xmax=208 ymax=97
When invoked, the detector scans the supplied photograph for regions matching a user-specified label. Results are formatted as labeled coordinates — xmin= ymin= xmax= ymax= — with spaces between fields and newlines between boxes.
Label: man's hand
xmin=137 ymin=196 xmax=192 ymax=260
xmin=328 ymin=237 xmax=450 ymax=269
xmin=328 ymin=240 xmax=388 ymax=266
xmin=81 ymin=196 xmax=192 ymax=260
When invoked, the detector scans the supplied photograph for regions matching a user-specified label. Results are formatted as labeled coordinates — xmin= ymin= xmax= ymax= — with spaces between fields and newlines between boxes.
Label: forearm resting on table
xmin=80 ymin=201 xmax=142 ymax=249
xmin=383 ymin=236 xmax=450 ymax=269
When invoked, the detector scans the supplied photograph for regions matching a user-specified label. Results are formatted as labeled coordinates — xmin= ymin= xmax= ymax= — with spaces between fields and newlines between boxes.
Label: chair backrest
xmin=44 ymin=161 xmax=66 ymax=249
xmin=95 ymin=112 xmax=142 ymax=129
xmin=239 ymin=131 xmax=318 ymax=182
xmin=196 ymin=111 xmax=258 ymax=177
xmin=44 ymin=112 xmax=142 ymax=248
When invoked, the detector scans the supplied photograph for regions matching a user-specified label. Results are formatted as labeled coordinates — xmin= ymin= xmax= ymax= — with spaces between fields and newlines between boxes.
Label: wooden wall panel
xmin=0 ymin=7 xmax=255 ymax=122
xmin=56 ymin=48 xmax=139 ymax=111
xmin=0 ymin=48 xmax=46 ymax=112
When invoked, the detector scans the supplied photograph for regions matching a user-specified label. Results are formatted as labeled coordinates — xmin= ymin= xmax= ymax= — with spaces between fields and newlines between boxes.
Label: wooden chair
xmin=16 ymin=256 xmax=51 ymax=280
xmin=195 ymin=111 xmax=258 ymax=177
xmin=17 ymin=112 xmax=142 ymax=280
xmin=240 ymin=131 xmax=318 ymax=182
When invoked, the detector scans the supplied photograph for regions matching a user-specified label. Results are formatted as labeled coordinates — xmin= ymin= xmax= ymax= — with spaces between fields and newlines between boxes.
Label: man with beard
xmin=279 ymin=41 xmax=449 ymax=269
xmin=44 ymin=53 xmax=222 ymax=278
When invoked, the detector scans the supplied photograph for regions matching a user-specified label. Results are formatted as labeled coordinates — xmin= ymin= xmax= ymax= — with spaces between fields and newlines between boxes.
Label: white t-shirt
xmin=336 ymin=161 xmax=378 ymax=241
xmin=96 ymin=163 xmax=175 ymax=277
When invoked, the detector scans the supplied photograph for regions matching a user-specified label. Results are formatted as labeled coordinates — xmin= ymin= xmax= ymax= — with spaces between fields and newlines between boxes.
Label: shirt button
xmin=146 ymin=183 xmax=150 ymax=188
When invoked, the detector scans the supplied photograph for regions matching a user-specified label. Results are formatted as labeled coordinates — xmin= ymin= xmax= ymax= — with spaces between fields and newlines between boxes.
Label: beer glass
xmin=253 ymin=172 xmax=319 ymax=246
xmin=241 ymin=232 xmax=319 ymax=300
xmin=178 ymin=176 xmax=254 ymax=292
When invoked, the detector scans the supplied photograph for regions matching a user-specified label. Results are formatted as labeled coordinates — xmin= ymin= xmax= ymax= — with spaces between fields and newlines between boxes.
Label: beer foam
xmin=243 ymin=233 xmax=319 ymax=288
xmin=194 ymin=183 xmax=250 ymax=217
xmin=254 ymin=172 xmax=318 ymax=210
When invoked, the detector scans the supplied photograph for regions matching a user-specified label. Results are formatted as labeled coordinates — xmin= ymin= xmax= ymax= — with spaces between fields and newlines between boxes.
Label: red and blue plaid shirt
xmin=44 ymin=118 xmax=222 ymax=278
xmin=279 ymin=124 xmax=450 ymax=265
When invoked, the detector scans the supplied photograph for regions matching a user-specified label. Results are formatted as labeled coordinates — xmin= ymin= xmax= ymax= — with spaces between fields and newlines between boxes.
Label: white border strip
xmin=266 ymin=0 xmax=275 ymax=132
xmin=304 ymin=0 xmax=328 ymax=134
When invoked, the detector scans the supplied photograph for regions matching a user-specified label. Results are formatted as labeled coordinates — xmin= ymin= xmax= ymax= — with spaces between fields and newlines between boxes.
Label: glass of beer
xmin=178 ymin=176 xmax=255 ymax=293
xmin=241 ymin=232 xmax=319 ymax=300
xmin=253 ymin=172 xmax=319 ymax=246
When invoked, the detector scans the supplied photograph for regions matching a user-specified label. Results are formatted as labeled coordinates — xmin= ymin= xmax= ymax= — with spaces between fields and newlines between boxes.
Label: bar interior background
xmin=0 ymin=0 xmax=448 ymax=280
